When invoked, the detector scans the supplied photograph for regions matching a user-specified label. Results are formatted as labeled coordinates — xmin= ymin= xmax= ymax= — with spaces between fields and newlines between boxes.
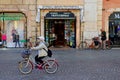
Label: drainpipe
xmin=35 ymin=0 xmax=38 ymax=41
xmin=80 ymin=6 xmax=85 ymax=48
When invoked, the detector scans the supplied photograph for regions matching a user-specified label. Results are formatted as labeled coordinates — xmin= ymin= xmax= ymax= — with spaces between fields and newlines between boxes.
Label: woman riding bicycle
xmin=31 ymin=36 xmax=48 ymax=64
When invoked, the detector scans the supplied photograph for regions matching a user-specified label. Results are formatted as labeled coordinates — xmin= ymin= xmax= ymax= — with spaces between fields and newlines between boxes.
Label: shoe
xmin=35 ymin=64 xmax=42 ymax=69
xmin=38 ymin=65 xmax=43 ymax=69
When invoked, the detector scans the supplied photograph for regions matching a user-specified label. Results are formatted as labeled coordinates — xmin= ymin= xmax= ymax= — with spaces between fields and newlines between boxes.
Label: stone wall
xmin=84 ymin=0 xmax=102 ymax=41
xmin=0 ymin=0 xmax=37 ymax=39
xmin=37 ymin=0 xmax=83 ymax=5
xmin=0 ymin=0 xmax=103 ymax=45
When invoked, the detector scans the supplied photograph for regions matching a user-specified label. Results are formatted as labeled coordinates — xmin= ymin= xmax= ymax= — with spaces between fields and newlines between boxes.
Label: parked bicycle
xmin=92 ymin=37 xmax=113 ymax=50
xmin=18 ymin=49 xmax=58 ymax=74
xmin=78 ymin=37 xmax=113 ymax=50
xmin=78 ymin=39 xmax=94 ymax=50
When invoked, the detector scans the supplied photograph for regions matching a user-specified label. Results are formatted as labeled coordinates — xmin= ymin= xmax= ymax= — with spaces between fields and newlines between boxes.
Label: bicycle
xmin=93 ymin=39 xmax=113 ymax=50
xmin=93 ymin=36 xmax=113 ymax=50
xmin=78 ymin=38 xmax=113 ymax=50
xmin=18 ymin=49 xmax=58 ymax=74
xmin=78 ymin=39 xmax=99 ymax=50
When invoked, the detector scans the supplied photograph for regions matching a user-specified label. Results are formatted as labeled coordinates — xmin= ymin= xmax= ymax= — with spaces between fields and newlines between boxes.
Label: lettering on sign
xmin=114 ymin=13 xmax=120 ymax=19
xmin=109 ymin=12 xmax=120 ymax=20
xmin=45 ymin=12 xmax=75 ymax=19
xmin=0 ymin=13 xmax=24 ymax=20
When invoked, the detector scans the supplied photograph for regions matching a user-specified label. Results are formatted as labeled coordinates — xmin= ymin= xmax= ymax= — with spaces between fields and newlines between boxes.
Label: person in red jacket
xmin=1 ymin=32 xmax=7 ymax=47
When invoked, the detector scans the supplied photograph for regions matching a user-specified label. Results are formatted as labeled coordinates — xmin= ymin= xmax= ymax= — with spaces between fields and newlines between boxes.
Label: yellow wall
xmin=0 ymin=0 xmax=36 ymax=4
xmin=37 ymin=0 xmax=83 ymax=5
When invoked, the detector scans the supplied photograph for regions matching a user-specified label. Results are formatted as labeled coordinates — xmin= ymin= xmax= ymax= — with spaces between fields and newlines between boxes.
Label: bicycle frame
xmin=43 ymin=58 xmax=58 ymax=68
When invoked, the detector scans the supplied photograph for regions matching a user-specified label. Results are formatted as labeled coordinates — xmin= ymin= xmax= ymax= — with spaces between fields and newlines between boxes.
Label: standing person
xmin=31 ymin=36 xmax=48 ymax=65
xmin=100 ymin=29 xmax=107 ymax=49
xmin=11 ymin=27 xmax=17 ymax=42
xmin=1 ymin=32 xmax=7 ymax=47
xmin=15 ymin=32 xmax=20 ymax=48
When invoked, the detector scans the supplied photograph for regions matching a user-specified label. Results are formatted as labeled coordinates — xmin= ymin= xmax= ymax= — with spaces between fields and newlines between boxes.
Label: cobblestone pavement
xmin=0 ymin=48 xmax=120 ymax=80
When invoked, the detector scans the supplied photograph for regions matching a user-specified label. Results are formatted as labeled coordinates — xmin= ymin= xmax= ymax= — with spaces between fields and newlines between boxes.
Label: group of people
xmin=0 ymin=28 xmax=114 ymax=67
xmin=1 ymin=30 xmax=20 ymax=48
xmin=0 ymin=28 xmax=114 ymax=65
xmin=12 ymin=30 xmax=20 ymax=48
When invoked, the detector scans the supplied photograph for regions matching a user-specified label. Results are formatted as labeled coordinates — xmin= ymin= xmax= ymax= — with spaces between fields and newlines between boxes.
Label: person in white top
xmin=31 ymin=36 xmax=48 ymax=64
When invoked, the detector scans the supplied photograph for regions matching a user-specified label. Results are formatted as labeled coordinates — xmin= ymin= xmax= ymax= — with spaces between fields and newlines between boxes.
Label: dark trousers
xmin=15 ymin=40 xmax=20 ymax=48
xmin=118 ymin=37 xmax=120 ymax=44
xmin=2 ymin=40 xmax=7 ymax=46
xmin=35 ymin=55 xmax=45 ymax=64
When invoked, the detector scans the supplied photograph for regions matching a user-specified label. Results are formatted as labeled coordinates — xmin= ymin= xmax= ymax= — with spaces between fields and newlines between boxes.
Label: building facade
xmin=0 ymin=0 xmax=104 ymax=48
xmin=36 ymin=0 xmax=103 ymax=48
xmin=0 ymin=0 xmax=37 ymax=47
xmin=36 ymin=0 xmax=84 ymax=47
xmin=103 ymin=0 xmax=120 ymax=46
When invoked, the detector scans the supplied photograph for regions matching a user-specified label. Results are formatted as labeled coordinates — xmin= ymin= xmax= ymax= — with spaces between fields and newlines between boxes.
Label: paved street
xmin=0 ymin=48 xmax=120 ymax=80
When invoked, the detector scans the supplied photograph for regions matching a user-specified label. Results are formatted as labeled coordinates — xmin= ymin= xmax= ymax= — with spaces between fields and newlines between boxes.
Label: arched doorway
xmin=0 ymin=12 xmax=27 ymax=48
xmin=109 ymin=12 xmax=120 ymax=47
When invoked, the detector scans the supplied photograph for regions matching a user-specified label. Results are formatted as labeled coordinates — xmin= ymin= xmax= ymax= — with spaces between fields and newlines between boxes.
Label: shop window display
xmin=0 ymin=13 xmax=26 ymax=47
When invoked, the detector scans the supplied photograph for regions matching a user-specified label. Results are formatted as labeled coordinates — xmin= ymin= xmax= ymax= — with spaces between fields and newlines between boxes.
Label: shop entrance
xmin=45 ymin=19 xmax=76 ymax=47
xmin=45 ymin=11 xmax=76 ymax=48
xmin=109 ymin=12 xmax=120 ymax=47
xmin=54 ymin=20 xmax=65 ymax=46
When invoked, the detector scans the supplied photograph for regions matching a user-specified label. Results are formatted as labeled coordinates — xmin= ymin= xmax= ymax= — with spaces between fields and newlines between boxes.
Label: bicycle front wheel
xmin=18 ymin=60 xmax=33 ymax=74
xmin=78 ymin=42 xmax=88 ymax=50
xmin=44 ymin=60 xmax=58 ymax=74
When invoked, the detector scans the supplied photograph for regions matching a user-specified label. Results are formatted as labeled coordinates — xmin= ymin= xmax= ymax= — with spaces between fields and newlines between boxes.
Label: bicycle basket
xmin=21 ymin=49 xmax=31 ymax=58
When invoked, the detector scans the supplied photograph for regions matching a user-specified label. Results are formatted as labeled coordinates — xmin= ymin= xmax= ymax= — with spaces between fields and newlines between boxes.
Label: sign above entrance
xmin=45 ymin=12 xmax=75 ymax=19
xmin=0 ymin=13 xmax=24 ymax=20
xmin=109 ymin=12 xmax=120 ymax=20
xmin=39 ymin=6 xmax=82 ymax=9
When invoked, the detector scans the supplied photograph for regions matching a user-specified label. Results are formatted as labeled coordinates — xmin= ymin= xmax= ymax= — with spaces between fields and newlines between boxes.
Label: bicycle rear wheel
xmin=44 ymin=60 xmax=58 ymax=74
xmin=18 ymin=60 xmax=33 ymax=74
xmin=106 ymin=40 xmax=113 ymax=50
